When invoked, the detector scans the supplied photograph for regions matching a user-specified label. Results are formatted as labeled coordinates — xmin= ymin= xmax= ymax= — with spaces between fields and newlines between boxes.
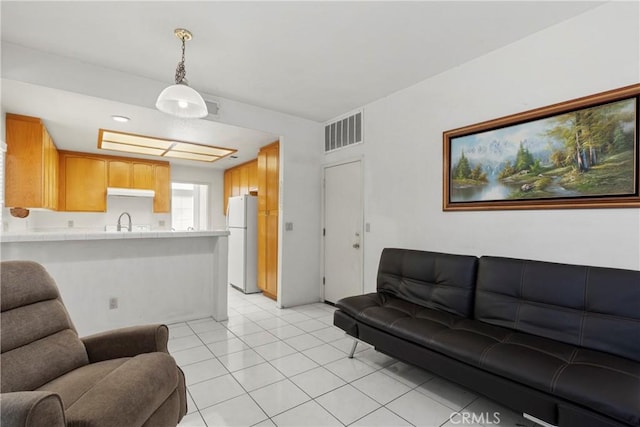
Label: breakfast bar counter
xmin=1 ymin=230 xmax=229 ymax=336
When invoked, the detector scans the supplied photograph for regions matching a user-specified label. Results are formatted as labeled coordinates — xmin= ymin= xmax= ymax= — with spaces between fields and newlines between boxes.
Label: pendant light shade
xmin=156 ymin=28 xmax=208 ymax=119
xmin=156 ymin=83 xmax=208 ymax=118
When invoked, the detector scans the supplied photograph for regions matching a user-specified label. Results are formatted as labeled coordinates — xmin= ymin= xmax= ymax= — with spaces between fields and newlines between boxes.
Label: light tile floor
xmin=172 ymin=289 xmax=539 ymax=427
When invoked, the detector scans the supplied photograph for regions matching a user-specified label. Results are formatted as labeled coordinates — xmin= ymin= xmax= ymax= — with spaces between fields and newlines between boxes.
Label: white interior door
xmin=323 ymin=160 xmax=363 ymax=304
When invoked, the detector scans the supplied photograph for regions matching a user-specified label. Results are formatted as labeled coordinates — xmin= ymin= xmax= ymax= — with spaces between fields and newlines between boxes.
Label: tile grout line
xmin=179 ymin=293 xmax=465 ymax=427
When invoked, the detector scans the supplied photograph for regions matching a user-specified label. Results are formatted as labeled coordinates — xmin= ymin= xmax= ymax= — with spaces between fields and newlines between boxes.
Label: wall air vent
xmin=202 ymin=99 xmax=220 ymax=120
xmin=324 ymin=111 xmax=362 ymax=153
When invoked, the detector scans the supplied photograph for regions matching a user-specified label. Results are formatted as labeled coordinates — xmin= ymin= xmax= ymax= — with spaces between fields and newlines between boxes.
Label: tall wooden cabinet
xmin=257 ymin=142 xmax=279 ymax=300
xmin=5 ymin=114 xmax=59 ymax=209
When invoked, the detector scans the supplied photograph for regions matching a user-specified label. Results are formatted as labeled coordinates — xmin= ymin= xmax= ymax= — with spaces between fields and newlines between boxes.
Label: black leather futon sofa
xmin=334 ymin=248 xmax=639 ymax=427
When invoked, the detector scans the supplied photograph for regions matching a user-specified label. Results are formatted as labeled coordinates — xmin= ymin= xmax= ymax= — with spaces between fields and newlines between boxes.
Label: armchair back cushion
xmin=377 ymin=248 xmax=478 ymax=318
xmin=1 ymin=261 xmax=89 ymax=392
xmin=475 ymin=256 xmax=640 ymax=362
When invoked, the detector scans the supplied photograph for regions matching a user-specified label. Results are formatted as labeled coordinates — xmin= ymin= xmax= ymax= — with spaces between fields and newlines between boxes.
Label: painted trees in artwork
xmin=452 ymin=150 xmax=487 ymax=184
xmin=545 ymin=101 xmax=634 ymax=173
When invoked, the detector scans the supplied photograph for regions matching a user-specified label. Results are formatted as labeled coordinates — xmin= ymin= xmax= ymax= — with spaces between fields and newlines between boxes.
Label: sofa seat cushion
xmin=38 ymin=352 xmax=180 ymax=426
xmin=479 ymin=335 xmax=640 ymax=426
xmin=336 ymin=292 xmax=464 ymax=341
xmin=553 ymin=349 xmax=640 ymax=427
xmin=337 ymin=292 xmax=640 ymax=426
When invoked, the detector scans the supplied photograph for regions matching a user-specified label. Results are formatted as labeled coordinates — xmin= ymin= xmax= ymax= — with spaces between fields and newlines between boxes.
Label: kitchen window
xmin=171 ymin=182 xmax=209 ymax=231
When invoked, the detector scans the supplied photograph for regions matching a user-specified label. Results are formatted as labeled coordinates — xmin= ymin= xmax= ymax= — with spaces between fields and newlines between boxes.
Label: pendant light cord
xmin=174 ymin=36 xmax=187 ymax=85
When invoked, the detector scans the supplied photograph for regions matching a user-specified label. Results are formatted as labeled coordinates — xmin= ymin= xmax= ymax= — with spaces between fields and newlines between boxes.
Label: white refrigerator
xmin=227 ymin=195 xmax=259 ymax=294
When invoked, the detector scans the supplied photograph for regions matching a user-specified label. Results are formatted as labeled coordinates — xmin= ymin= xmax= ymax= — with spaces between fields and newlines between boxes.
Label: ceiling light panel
xmin=163 ymin=151 xmax=220 ymax=162
xmin=101 ymin=131 xmax=173 ymax=149
xmin=99 ymin=141 xmax=166 ymax=156
xmin=171 ymin=142 xmax=234 ymax=157
xmin=98 ymin=129 xmax=236 ymax=163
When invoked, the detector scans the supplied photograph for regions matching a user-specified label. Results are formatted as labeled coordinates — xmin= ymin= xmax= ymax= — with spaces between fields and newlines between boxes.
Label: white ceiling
xmin=0 ymin=1 xmax=602 ymax=167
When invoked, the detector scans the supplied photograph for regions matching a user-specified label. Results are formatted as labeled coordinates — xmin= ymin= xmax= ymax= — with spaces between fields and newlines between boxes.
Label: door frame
xmin=321 ymin=157 xmax=365 ymax=303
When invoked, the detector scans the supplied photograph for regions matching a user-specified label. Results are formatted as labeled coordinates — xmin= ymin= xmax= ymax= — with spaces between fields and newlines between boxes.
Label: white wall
xmin=325 ymin=2 xmax=640 ymax=292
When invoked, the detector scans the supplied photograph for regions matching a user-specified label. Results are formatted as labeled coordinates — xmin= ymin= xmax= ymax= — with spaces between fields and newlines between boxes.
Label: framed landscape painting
xmin=443 ymin=84 xmax=640 ymax=211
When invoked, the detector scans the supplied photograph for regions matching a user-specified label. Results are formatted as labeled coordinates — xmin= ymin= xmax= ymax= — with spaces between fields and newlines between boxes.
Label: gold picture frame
xmin=443 ymin=84 xmax=640 ymax=211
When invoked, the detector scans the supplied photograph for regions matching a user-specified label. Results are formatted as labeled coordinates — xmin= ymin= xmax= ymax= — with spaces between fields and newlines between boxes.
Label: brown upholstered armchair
xmin=0 ymin=260 xmax=187 ymax=426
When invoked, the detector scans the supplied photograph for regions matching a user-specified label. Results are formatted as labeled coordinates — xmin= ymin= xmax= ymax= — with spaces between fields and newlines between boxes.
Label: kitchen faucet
xmin=117 ymin=212 xmax=132 ymax=232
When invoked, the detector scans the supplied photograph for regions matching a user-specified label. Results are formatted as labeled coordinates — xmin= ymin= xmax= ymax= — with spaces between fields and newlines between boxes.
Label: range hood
xmin=106 ymin=187 xmax=155 ymax=198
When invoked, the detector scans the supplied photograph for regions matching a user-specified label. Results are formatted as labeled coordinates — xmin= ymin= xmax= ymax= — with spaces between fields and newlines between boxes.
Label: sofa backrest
xmin=474 ymin=256 xmax=640 ymax=362
xmin=1 ymin=260 xmax=89 ymax=392
xmin=377 ymin=248 xmax=478 ymax=318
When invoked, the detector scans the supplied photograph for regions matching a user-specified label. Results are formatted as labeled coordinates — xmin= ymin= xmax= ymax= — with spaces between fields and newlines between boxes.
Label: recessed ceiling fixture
xmin=155 ymin=28 xmax=208 ymax=119
xmin=98 ymin=129 xmax=236 ymax=163
xmin=111 ymin=115 xmax=130 ymax=122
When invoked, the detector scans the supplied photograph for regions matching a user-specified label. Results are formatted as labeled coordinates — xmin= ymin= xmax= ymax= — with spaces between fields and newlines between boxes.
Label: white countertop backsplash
xmin=2 ymin=197 xmax=172 ymax=235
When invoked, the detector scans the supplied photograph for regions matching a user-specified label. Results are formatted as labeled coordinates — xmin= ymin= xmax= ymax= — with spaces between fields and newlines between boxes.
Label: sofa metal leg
xmin=523 ymin=413 xmax=558 ymax=427
xmin=348 ymin=340 xmax=358 ymax=358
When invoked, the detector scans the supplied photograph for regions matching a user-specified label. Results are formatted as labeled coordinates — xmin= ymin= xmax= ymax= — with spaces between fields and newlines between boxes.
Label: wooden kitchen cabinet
xmin=44 ymin=130 xmax=59 ymax=210
xmin=105 ymin=157 xmax=167 ymax=212
xmin=5 ymin=113 xmax=59 ymax=210
xmin=222 ymin=159 xmax=258 ymax=214
xmin=257 ymin=210 xmax=280 ymax=299
xmin=60 ymin=153 xmax=107 ymax=212
xmin=239 ymin=166 xmax=249 ymax=197
xmin=230 ymin=168 xmax=240 ymax=197
xmin=108 ymin=160 xmax=131 ymax=188
xmin=107 ymin=159 xmax=157 ymax=190
xmin=59 ymin=151 xmax=170 ymax=213
xmin=264 ymin=211 xmax=279 ymax=298
xmin=257 ymin=141 xmax=279 ymax=300
xmin=132 ymin=163 xmax=154 ymax=189
xmin=153 ymin=164 xmax=170 ymax=213
xmin=247 ymin=161 xmax=258 ymax=193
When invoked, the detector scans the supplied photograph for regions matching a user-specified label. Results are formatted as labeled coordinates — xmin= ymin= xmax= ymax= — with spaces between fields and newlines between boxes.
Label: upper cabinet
xmin=5 ymin=114 xmax=59 ymax=209
xmin=133 ymin=163 xmax=155 ymax=190
xmin=59 ymin=152 xmax=107 ymax=212
xmin=108 ymin=160 xmax=156 ymax=190
xmin=58 ymin=150 xmax=170 ymax=213
xmin=258 ymin=142 xmax=279 ymax=213
xmin=223 ymin=159 xmax=258 ymax=214
xmin=108 ymin=160 xmax=132 ymax=188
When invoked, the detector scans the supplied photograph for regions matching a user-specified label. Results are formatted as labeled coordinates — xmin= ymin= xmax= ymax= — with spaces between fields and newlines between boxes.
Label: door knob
xmin=352 ymin=243 xmax=360 ymax=249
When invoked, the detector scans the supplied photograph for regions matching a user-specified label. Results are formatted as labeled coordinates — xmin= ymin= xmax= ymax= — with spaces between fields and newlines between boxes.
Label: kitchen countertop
xmin=0 ymin=229 xmax=230 ymax=243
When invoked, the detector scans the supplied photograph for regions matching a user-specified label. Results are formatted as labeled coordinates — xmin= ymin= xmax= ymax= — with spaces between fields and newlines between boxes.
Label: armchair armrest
xmin=0 ymin=391 xmax=65 ymax=427
xmin=81 ymin=324 xmax=169 ymax=363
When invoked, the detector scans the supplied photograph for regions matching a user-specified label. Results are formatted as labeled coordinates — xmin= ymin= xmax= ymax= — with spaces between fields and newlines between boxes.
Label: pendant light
xmin=156 ymin=28 xmax=208 ymax=119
